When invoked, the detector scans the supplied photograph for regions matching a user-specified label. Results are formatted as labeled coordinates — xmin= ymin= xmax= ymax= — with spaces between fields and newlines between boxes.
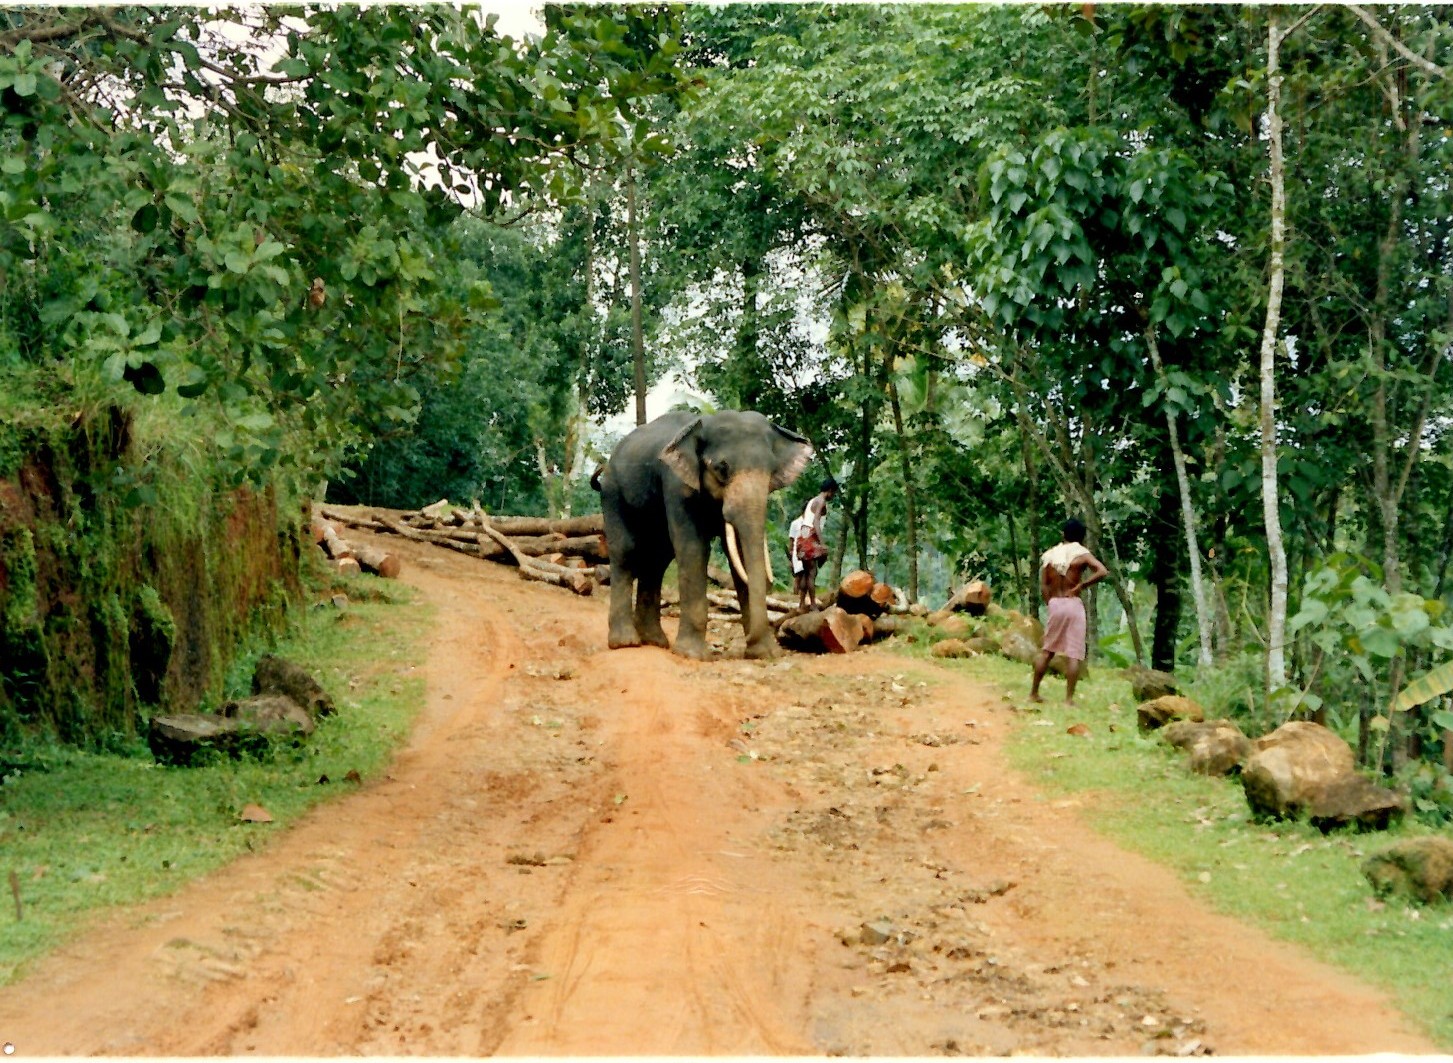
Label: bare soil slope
xmin=0 ymin=530 xmax=1438 ymax=1056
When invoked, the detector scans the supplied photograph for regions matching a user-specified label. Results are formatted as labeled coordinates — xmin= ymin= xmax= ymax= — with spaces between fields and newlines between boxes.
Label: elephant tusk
xmin=763 ymin=536 xmax=774 ymax=586
xmin=724 ymin=523 xmax=750 ymax=587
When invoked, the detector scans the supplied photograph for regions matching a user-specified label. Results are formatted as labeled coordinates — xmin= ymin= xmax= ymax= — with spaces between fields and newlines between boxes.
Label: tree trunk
xmin=1146 ymin=325 xmax=1214 ymax=669
xmin=1258 ymin=13 xmax=1291 ymax=691
xmin=1021 ymin=431 xmax=1041 ymax=615
xmin=887 ymin=370 xmax=919 ymax=603
xmin=627 ymin=161 xmax=647 ymax=426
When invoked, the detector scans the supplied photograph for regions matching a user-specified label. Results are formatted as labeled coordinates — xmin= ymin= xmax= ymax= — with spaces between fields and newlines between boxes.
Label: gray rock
xmin=1307 ymin=774 xmax=1406 ymax=833
xmin=1363 ymin=836 xmax=1453 ymax=904
xmin=1240 ymin=722 xmax=1355 ymax=820
xmin=1136 ymin=695 xmax=1204 ymax=732
xmin=1127 ymin=666 xmax=1179 ymax=702
xmin=1161 ymin=720 xmax=1252 ymax=776
xmin=252 ymin=654 xmax=335 ymax=718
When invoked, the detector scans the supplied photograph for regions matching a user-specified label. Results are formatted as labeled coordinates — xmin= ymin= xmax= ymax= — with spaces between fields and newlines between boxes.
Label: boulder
xmin=1161 ymin=719 xmax=1252 ymax=776
xmin=1002 ymin=609 xmax=1043 ymax=647
xmin=1137 ymin=695 xmax=1205 ymax=732
xmin=931 ymin=639 xmax=976 ymax=659
xmin=997 ymin=630 xmax=1040 ymax=665
xmin=1240 ymin=722 xmax=1356 ymax=820
xmin=964 ymin=636 xmax=1000 ymax=656
xmin=1127 ymin=665 xmax=1178 ymax=702
xmin=220 ymin=694 xmax=318 ymax=735
xmin=1363 ymin=837 xmax=1453 ymax=904
xmin=1307 ymin=774 xmax=1407 ymax=833
xmin=929 ymin=614 xmax=977 ymax=639
xmin=252 ymin=654 xmax=335 ymax=718
xmin=148 ymin=696 xmax=314 ymax=766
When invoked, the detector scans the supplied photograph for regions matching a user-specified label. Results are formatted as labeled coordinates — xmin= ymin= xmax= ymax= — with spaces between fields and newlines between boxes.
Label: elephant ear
xmin=770 ymin=423 xmax=814 ymax=492
xmin=660 ymin=417 xmax=704 ymax=492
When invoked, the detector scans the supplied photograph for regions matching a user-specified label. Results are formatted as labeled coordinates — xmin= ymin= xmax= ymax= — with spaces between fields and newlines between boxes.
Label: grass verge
xmin=0 ymin=574 xmax=432 ymax=985
xmin=890 ymin=631 xmax=1453 ymax=1050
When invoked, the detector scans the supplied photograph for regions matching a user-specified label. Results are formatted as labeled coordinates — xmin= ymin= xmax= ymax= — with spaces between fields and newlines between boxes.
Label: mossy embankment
xmin=0 ymin=401 xmax=304 ymax=749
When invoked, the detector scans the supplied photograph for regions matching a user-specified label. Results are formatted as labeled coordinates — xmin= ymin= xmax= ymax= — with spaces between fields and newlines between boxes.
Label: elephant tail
xmin=589 ymin=463 xmax=605 ymax=492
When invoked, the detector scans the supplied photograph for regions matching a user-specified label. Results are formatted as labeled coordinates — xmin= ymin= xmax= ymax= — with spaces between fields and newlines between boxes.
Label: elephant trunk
xmin=723 ymin=473 xmax=775 ymax=658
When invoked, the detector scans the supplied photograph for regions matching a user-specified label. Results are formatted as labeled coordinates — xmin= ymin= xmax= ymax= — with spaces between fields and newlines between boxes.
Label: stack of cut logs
xmin=317 ymin=500 xmax=606 ymax=595
xmin=312 ymin=514 xmax=403 ymax=579
xmin=312 ymin=502 xmax=912 ymax=653
xmin=775 ymin=569 xmax=910 ymax=654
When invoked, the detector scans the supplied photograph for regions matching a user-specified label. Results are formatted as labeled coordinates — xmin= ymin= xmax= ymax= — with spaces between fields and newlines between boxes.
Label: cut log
xmin=321 ymin=527 xmax=353 ymax=560
xmin=777 ymin=607 xmax=862 ymax=654
xmin=837 ymin=570 xmax=893 ymax=619
xmin=869 ymin=615 xmax=910 ymax=639
xmin=483 ymin=513 xmax=605 ymax=537
xmin=945 ymin=580 xmax=992 ymax=616
xmin=332 ymin=557 xmax=361 ymax=576
xmin=856 ymin=614 xmax=876 ymax=643
xmin=476 ymin=520 xmax=593 ymax=596
xmin=353 ymin=545 xmax=401 ymax=579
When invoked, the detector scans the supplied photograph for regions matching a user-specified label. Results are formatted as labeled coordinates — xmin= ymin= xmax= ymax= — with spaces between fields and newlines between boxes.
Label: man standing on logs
xmin=790 ymin=478 xmax=838 ymax=610
xmin=1029 ymin=518 xmax=1108 ymax=705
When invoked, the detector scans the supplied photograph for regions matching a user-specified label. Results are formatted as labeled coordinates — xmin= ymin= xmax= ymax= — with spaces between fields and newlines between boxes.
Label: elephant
xmin=592 ymin=410 xmax=814 ymax=660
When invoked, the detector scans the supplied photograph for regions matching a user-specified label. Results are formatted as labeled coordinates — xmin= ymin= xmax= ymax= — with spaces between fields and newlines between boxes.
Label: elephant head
xmin=660 ymin=411 xmax=813 ymax=657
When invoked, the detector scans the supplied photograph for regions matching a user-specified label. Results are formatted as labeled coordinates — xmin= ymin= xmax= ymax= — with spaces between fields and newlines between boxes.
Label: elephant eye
xmin=713 ymin=460 xmax=731 ymax=480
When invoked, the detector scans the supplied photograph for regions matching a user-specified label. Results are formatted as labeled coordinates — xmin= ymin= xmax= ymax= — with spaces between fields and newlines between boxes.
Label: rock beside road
xmin=1364 ymin=837 xmax=1453 ymax=904
xmin=1160 ymin=720 xmax=1252 ymax=777
xmin=1241 ymin=721 xmax=1405 ymax=831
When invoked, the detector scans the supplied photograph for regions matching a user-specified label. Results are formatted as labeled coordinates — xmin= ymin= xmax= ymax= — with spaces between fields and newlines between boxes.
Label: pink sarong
xmin=1042 ymin=596 xmax=1087 ymax=660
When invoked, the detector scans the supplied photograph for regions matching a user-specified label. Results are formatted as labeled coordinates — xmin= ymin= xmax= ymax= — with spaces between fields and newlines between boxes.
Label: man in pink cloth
xmin=1029 ymin=518 xmax=1108 ymax=705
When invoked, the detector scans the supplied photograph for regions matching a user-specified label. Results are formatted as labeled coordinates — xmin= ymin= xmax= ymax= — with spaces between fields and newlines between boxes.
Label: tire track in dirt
xmin=492 ymin=649 xmax=825 ymax=1055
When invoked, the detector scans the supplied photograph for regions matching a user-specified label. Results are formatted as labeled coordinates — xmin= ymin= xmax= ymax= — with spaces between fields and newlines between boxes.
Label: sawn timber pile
xmin=319 ymin=502 xmax=604 ymax=596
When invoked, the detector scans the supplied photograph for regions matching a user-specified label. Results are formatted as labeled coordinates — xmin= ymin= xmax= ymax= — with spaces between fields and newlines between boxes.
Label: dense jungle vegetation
xmin=3 ymin=4 xmax=1453 ymax=810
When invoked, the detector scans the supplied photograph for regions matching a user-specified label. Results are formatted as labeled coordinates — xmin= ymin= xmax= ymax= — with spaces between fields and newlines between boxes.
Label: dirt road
xmin=0 ymin=531 xmax=1439 ymax=1056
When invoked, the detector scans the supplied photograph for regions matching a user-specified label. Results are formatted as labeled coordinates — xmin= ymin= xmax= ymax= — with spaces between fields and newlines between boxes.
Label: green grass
xmin=0 ymin=575 xmax=432 ymax=984
xmin=893 ymin=635 xmax=1453 ymax=1050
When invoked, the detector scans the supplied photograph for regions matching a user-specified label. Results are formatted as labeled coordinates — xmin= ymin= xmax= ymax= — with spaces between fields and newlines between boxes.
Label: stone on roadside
xmin=1126 ymin=665 xmax=1178 ymax=702
xmin=1363 ymin=836 xmax=1453 ymax=904
xmin=1307 ymin=774 xmax=1406 ymax=833
xmin=932 ymin=639 xmax=976 ymax=659
xmin=1160 ymin=719 xmax=1252 ymax=776
xmin=931 ymin=614 xmax=977 ymax=639
xmin=1136 ymin=695 xmax=1205 ymax=732
xmin=860 ymin=919 xmax=896 ymax=946
xmin=1240 ymin=721 xmax=1355 ymax=821
xmin=252 ymin=654 xmax=336 ymax=718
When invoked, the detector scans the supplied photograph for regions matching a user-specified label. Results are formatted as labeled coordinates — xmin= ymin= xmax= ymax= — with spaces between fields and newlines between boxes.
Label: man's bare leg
xmin=1064 ymin=658 xmax=1081 ymax=704
xmin=1029 ymin=649 xmax=1052 ymax=703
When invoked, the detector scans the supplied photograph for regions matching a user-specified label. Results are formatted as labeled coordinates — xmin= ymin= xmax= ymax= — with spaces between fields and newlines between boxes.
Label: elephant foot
xmin=608 ymin=626 xmax=642 ymax=650
xmin=640 ymin=628 xmax=671 ymax=649
xmin=672 ymin=636 xmax=709 ymax=661
xmin=744 ymin=637 xmax=778 ymax=661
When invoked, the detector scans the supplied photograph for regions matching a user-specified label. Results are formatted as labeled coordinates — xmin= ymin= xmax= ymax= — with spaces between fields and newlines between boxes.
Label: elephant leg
xmin=602 ymin=503 xmax=642 ymax=649
xmin=671 ymin=534 xmax=711 ymax=660
xmin=607 ymin=558 xmax=641 ymax=649
xmin=633 ymin=553 xmax=671 ymax=649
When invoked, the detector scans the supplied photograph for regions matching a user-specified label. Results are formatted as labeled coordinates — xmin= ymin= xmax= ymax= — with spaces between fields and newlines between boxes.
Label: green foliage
xmin=1289 ymin=554 xmax=1453 ymax=733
